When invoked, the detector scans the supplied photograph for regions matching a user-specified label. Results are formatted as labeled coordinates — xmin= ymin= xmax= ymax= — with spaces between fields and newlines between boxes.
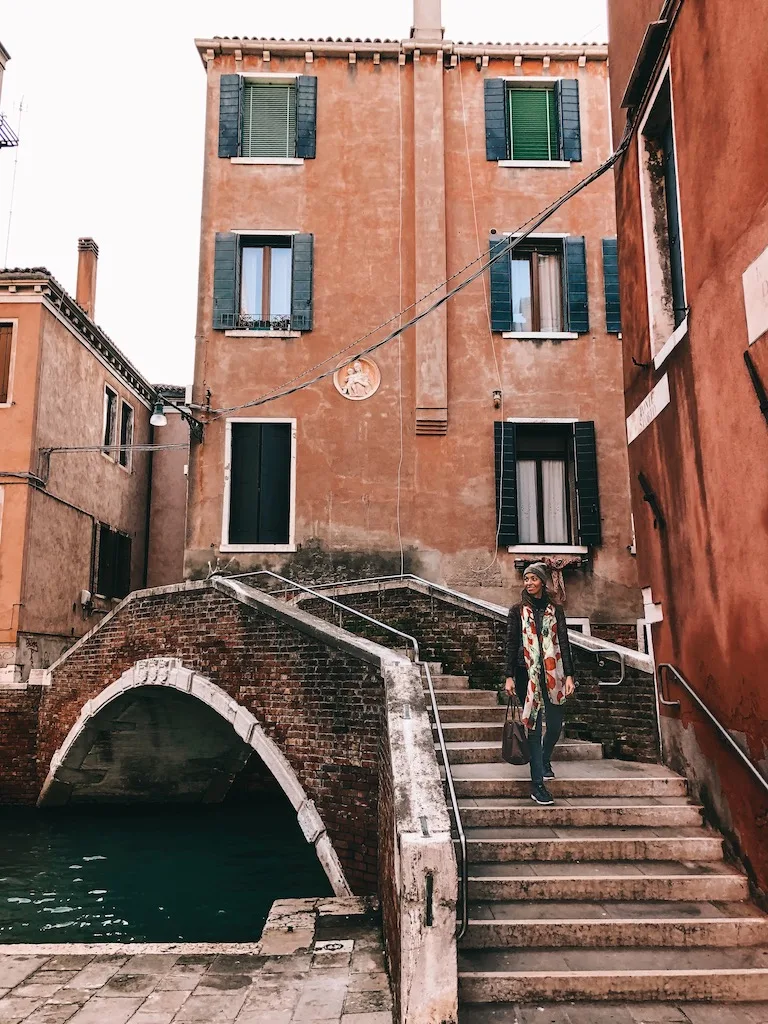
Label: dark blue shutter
xmin=602 ymin=238 xmax=621 ymax=333
xmin=213 ymin=232 xmax=239 ymax=330
xmin=484 ymin=79 xmax=509 ymax=161
xmin=489 ymin=235 xmax=512 ymax=332
xmin=573 ymin=421 xmax=602 ymax=546
xmin=295 ymin=76 xmax=317 ymax=159
xmin=218 ymin=74 xmax=242 ymax=158
xmin=291 ymin=233 xmax=314 ymax=331
xmin=556 ymin=79 xmax=582 ymax=162
xmin=494 ymin=422 xmax=518 ymax=546
xmin=230 ymin=423 xmax=291 ymax=544
xmin=565 ymin=236 xmax=589 ymax=334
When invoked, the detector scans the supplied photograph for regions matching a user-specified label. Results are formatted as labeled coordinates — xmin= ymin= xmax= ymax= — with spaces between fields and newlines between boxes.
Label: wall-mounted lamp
xmin=492 ymin=390 xmax=502 ymax=409
xmin=150 ymin=401 xmax=168 ymax=428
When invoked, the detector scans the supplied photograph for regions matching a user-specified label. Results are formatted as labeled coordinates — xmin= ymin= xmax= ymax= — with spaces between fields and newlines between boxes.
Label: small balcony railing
xmin=236 ymin=313 xmax=292 ymax=332
xmin=0 ymin=114 xmax=19 ymax=148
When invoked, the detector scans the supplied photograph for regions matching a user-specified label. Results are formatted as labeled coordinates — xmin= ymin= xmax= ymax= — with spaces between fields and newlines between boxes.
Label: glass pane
xmin=541 ymin=459 xmax=568 ymax=543
xmin=517 ymin=460 xmax=539 ymax=544
xmin=537 ymin=253 xmax=563 ymax=332
xmin=240 ymin=248 xmax=264 ymax=318
xmin=242 ymin=84 xmax=296 ymax=159
xmin=510 ymin=258 xmax=533 ymax=332
xmin=270 ymin=248 xmax=293 ymax=318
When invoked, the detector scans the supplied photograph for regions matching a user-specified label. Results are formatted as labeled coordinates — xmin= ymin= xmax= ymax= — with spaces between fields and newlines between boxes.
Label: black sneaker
xmin=530 ymin=784 xmax=555 ymax=805
xmin=543 ymin=763 xmax=556 ymax=780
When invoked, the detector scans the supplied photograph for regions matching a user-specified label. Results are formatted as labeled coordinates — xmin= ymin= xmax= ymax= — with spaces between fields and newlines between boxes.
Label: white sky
xmin=0 ymin=0 xmax=607 ymax=386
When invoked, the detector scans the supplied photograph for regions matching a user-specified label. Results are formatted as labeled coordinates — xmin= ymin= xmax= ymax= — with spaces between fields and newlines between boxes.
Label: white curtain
xmin=542 ymin=459 xmax=568 ymax=543
xmin=270 ymin=248 xmax=293 ymax=318
xmin=516 ymin=460 xmax=539 ymax=543
xmin=240 ymin=247 xmax=264 ymax=318
xmin=538 ymin=254 xmax=563 ymax=332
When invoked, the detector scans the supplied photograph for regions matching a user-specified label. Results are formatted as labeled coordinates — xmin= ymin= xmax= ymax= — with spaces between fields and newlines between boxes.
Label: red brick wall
xmin=34 ymin=586 xmax=384 ymax=893
xmin=0 ymin=687 xmax=43 ymax=804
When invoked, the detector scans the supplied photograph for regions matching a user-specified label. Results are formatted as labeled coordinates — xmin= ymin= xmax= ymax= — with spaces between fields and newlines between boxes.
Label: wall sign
xmin=626 ymin=373 xmax=670 ymax=444
xmin=743 ymin=244 xmax=768 ymax=345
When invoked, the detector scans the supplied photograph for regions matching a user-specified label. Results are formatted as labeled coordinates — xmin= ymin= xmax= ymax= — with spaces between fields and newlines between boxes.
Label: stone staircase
xmin=424 ymin=664 xmax=768 ymax=1008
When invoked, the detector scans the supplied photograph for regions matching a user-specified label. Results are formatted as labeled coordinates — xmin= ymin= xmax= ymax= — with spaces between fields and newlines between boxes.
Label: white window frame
xmin=637 ymin=57 xmax=689 ymax=362
xmin=497 ymin=77 xmax=572 ymax=168
xmin=505 ymin=416 xmax=589 ymax=555
xmin=221 ymin=417 xmax=297 ymax=553
xmin=0 ymin=318 xmax=18 ymax=408
xmin=117 ymin=398 xmax=134 ymax=473
xmin=102 ymin=384 xmax=119 ymax=462
xmin=231 ymin=73 xmax=305 ymax=166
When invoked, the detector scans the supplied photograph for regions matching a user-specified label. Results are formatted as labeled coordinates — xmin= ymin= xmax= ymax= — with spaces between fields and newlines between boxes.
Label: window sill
xmin=508 ymin=544 xmax=589 ymax=555
xmin=498 ymin=159 xmax=571 ymax=169
xmin=224 ymin=330 xmax=301 ymax=339
xmin=502 ymin=331 xmax=579 ymax=341
xmin=231 ymin=157 xmax=304 ymax=166
xmin=220 ymin=543 xmax=297 ymax=553
xmin=652 ymin=314 xmax=688 ymax=370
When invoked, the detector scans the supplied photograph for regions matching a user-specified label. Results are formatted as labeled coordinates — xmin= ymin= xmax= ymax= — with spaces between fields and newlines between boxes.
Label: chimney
xmin=411 ymin=0 xmax=443 ymax=40
xmin=76 ymin=237 xmax=99 ymax=318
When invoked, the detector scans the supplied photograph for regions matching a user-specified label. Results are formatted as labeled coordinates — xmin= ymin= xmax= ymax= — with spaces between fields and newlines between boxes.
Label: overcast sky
xmin=0 ymin=0 xmax=607 ymax=386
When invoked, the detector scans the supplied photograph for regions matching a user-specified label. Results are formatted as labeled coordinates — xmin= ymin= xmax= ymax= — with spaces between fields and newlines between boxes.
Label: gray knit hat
xmin=522 ymin=561 xmax=549 ymax=585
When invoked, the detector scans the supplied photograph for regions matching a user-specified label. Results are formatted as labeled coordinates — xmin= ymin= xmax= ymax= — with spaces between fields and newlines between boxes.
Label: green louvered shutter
xmin=218 ymin=75 xmax=242 ymax=158
xmin=602 ymin=238 xmax=621 ymax=333
xmin=555 ymin=79 xmax=582 ymax=162
xmin=484 ymin=79 xmax=509 ymax=160
xmin=494 ymin=422 xmax=519 ymax=546
xmin=213 ymin=232 xmax=239 ymax=330
xmin=291 ymin=234 xmax=314 ymax=331
xmin=565 ymin=236 xmax=589 ymax=333
xmin=242 ymin=82 xmax=296 ymax=158
xmin=489 ymin=235 xmax=513 ymax=332
xmin=573 ymin=421 xmax=602 ymax=545
xmin=295 ymin=76 xmax=317 ymax=159
xmin=510 ymin=89 xmax=558 ymax=161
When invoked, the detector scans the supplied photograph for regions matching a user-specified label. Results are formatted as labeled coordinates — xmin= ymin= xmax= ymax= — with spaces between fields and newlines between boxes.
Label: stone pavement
xmin=0 ymin=898 xmax=393 ymax=1024
xmin=459 ymin=1002 xmax=768 ymax=1023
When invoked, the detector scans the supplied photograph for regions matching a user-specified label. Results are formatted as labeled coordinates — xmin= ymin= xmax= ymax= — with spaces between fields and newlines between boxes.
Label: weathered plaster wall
xmin=186 ymin=50 xmax=640 ymax=623
xmin=146 ymin=410 xmax=189 ymax=588
xmin=608 ymin=2 xmax=768 ymax=889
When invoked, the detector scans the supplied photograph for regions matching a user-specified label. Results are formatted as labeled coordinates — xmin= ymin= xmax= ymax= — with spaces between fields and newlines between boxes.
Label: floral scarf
xmin=520 ymin=602 xmax=567 ymax=728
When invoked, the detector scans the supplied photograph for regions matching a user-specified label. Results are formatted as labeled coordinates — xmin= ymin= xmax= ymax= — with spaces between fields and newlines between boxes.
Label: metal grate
xmin=241 ymin=83 xmax=296 ymax=159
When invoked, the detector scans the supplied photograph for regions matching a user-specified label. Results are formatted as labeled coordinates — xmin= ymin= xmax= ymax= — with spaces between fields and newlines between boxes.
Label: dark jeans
xmin=515 ymin=666 xmax=565 ymax=786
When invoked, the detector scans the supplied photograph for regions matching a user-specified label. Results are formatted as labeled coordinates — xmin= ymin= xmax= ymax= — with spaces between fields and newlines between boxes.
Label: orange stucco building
xmin=0 ymin=243 xmax=189 ymax=682
xmin=187 ymin=1 xmax=640 ymax=631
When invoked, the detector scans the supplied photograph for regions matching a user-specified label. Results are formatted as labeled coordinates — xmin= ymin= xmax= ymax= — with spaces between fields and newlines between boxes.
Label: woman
xmin=505 ymin=562 xmax=575 ymax=805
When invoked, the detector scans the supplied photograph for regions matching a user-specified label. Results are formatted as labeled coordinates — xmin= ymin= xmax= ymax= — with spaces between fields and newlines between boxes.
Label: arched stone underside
xmin=37 ymin=657 xmax=352 ymax=897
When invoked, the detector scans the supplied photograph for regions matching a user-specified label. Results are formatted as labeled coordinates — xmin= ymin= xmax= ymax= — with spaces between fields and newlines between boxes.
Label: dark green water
xmin=0 ymin=801 xmax=331 ymax=943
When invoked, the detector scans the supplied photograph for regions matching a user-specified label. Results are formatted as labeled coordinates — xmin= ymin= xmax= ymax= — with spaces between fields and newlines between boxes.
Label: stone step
xmin=434 ymin=706 xmax=507 ymax=723
xmin=454 ymin=800 xmax=703 ymax=829
xmin=458 ymin=946 xmax=768 ymax=1002
xmin=447 ymin=760 xmax=688 ymax=799
xmin=466 ymin=862 xmax=750 ymax=902
xmin=438 ymin=739 xmax=603 ymax=765
xmin=425 ymin=661 xmax=443 ymax=675
xmin=434 ymin=723 xmax=506 ymax=743
xmin=428 ymin=689 xmax=499 ymax=707
xmin=425 ymin=674 xmax=471 ymax=690
xmin=461 ymin=826 xmax=724 ymax=863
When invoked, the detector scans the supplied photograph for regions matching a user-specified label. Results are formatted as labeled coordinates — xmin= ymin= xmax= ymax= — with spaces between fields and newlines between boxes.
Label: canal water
xmin=0 ymin=799 xmax=331 ymax=943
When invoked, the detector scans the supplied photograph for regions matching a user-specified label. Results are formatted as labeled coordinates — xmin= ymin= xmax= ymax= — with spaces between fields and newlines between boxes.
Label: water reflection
xmin=0 ymin=799 xmax=331 ymax=943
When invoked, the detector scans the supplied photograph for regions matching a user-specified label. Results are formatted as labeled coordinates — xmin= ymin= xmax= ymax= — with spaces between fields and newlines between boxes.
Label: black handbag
xmin=501 ymin=695 xmax=530 ymax=766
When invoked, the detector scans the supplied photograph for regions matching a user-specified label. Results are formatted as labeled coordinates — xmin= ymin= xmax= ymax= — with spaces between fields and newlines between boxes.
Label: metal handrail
xmin=658 ymin=663 xmax=768 ymax=798
xmin=219 ymin=569 xmax=469 ymax=940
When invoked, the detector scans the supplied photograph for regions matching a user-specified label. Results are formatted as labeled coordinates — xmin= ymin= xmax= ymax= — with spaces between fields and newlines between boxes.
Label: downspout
xmin=142 ymin=422 xmax=154 ymax=588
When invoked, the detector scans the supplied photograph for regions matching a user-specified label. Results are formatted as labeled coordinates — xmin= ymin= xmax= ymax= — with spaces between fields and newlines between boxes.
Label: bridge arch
xmin=37 ymin=657 xmax=352 ymax=897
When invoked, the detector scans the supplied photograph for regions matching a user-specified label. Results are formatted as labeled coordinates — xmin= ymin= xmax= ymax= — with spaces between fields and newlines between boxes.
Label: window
xmin=240 ymin=237 xmax=293 ymax=330
xmin=489 ymin=235 xmax=589 ymax=335
xmin=103 ymin=386 xmax=118 ymax=456
xmin=494 ymin=420 xmax=602 ymax=548
xmin=484 ymin=78 xmax=582 ymax=164
xmin=218 ymin=74 xmax=317 ymax=161
xmin=223 ymin=419 xmax=295 ymax=550
xmin=0 ymin=322 xmax=13 ymax=404
xmin=213 ymin=232 xmax=314 ymax=333
xmin=94 ymin=524 xmax=131 ymax=600
xmin=118 ymin=401 xmax=134 ymax=469
xmin=639 ymin=69 xmax=686 ymax=355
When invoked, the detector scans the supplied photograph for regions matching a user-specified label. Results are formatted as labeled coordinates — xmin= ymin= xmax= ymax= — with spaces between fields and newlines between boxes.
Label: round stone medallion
xmin=333 ymin=357 xmax=381 ymax=401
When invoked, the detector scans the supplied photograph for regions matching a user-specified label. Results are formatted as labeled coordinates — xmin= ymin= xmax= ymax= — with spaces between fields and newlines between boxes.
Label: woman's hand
xmin=504 ymin=677 xmax=515 ymax=696
xmin=565 ymin=675 xmax=575 ymax=698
